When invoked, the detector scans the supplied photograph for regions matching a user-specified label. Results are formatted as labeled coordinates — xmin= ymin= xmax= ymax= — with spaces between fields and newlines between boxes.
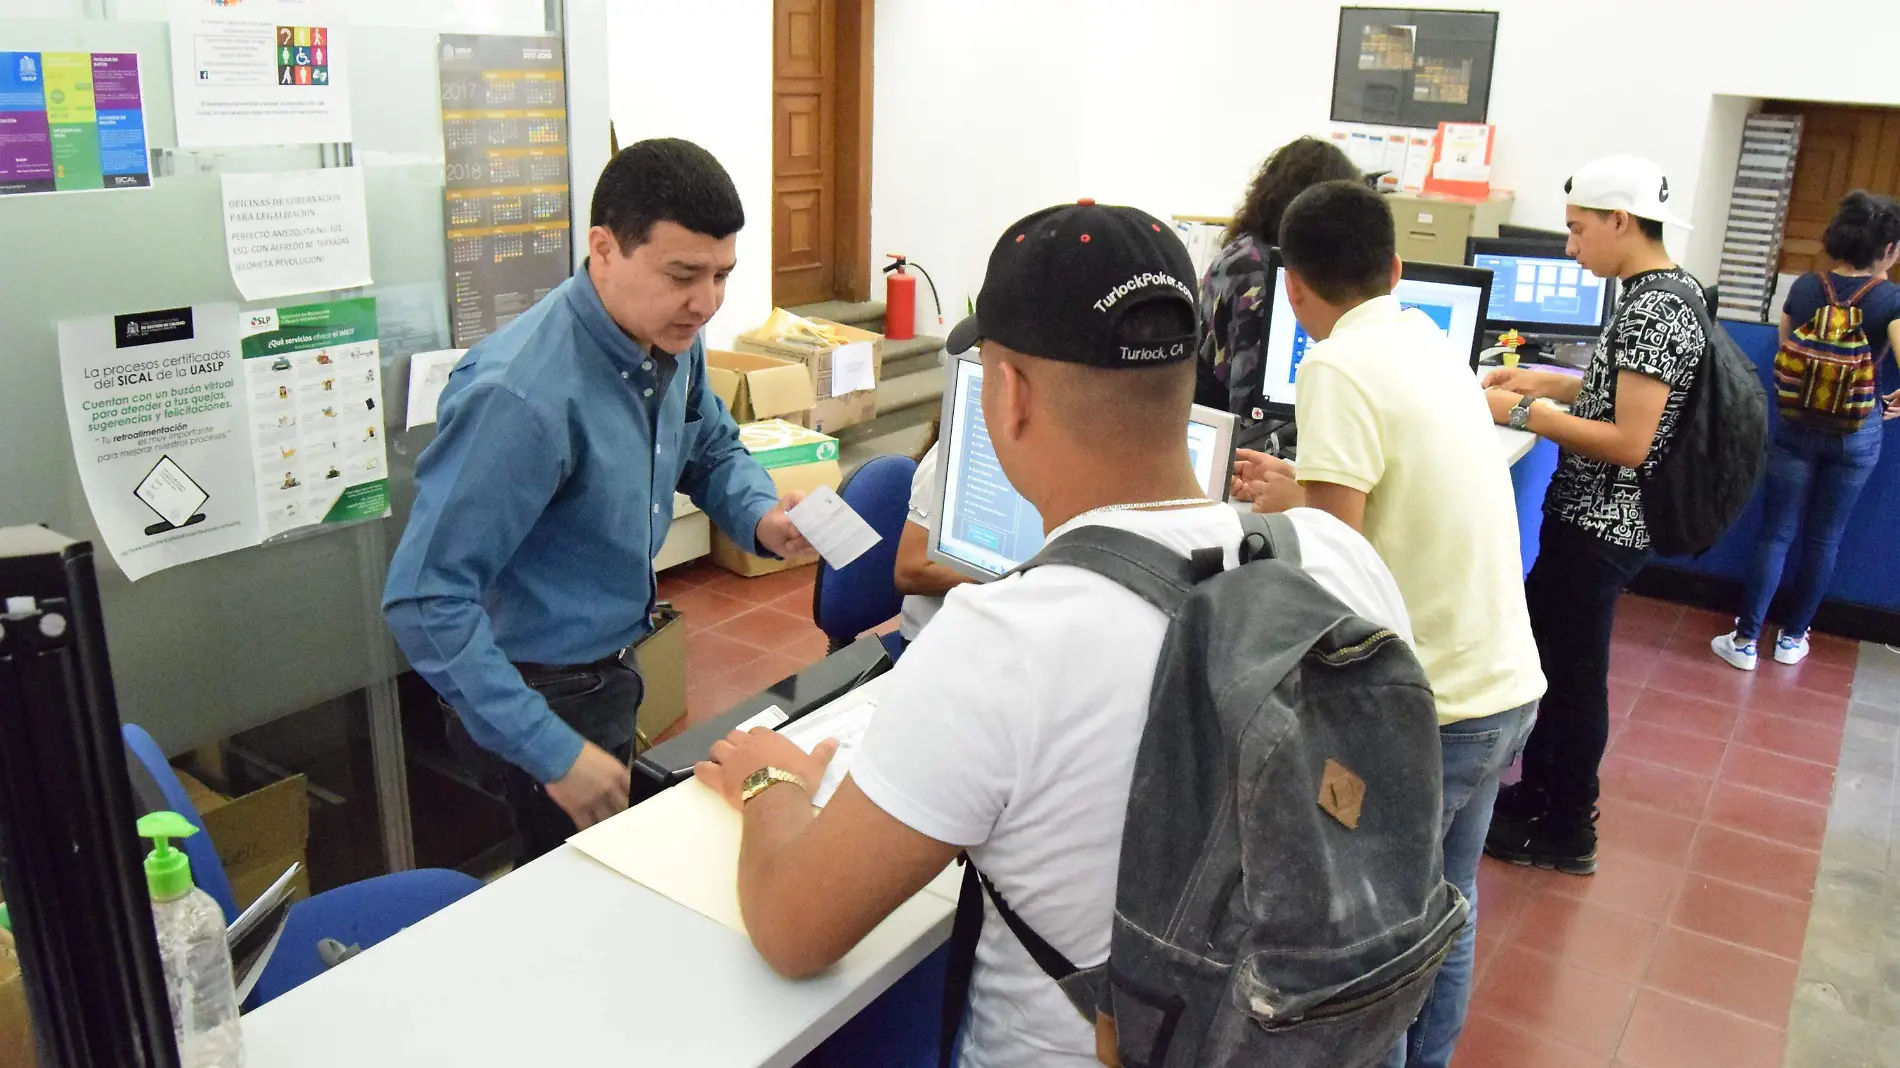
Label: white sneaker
xmin=1774 ymin=631 xmax=1811 ymax=666
xmin=1711 ymin=631 xmax=1758 ymax=672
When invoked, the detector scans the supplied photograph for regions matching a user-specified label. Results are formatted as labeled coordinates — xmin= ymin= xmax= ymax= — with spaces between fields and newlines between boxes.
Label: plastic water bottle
xmin=138 ymin=811 xmax=245 ymax=1068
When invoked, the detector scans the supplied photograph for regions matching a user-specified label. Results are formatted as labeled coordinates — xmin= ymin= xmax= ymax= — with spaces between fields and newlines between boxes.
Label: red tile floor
xmin=656 ymin=562 xmax=1856 ymax=1068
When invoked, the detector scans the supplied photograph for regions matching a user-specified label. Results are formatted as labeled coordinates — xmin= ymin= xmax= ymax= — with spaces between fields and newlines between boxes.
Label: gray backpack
xmin=941 ymin=512 xmax=1466 ymax=1068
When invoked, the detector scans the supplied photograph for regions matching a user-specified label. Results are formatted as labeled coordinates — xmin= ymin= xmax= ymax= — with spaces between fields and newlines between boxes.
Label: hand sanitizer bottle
xmin=138 ymin=811 xmax=245 ymax=1068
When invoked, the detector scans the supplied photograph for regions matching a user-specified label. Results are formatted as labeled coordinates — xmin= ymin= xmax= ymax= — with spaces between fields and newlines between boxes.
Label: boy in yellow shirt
xmin=1235 ymin=180 xmax=1545 ymax=1068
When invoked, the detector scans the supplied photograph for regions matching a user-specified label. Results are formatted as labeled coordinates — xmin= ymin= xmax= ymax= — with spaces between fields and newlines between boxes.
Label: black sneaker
xmin=1484 ymin=809 xmax=1598 ymax=876
xmin=1491 ymin=780 xmax=1547 ymax=824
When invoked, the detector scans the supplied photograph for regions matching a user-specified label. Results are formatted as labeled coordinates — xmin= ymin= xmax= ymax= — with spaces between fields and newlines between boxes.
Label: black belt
xmin=512 ymin=644 xmax=637 ymax=679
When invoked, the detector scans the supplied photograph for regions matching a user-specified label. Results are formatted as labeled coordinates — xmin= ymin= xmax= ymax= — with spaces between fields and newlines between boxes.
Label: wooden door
xmin=773 ymin=0 xmax=837 ymax=307
xmin=1768 ymin=103 xmax=1900 ymax=279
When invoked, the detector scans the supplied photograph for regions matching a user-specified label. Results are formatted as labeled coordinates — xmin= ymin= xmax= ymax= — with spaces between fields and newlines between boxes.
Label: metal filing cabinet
xmin=1387 ymin=192 xmax=1517 ymax=265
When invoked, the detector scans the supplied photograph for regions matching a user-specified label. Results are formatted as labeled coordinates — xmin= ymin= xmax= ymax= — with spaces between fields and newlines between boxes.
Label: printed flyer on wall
xmin=57 ymin=304 xmax=262 ymax=581
xmin=240 ymin=298 xmax=390 ymax=538
xmin=169 ymin=0 xmax=352 ymax=147
xmin=0 ymin=50 xmax=152 ymax=196
xmin=59 ymin=299 xmax=390 ymax=580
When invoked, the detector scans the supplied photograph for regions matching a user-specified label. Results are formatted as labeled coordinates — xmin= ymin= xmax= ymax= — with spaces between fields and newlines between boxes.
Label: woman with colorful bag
xmin=1712 ymin=191 xmax=1900 ymax=670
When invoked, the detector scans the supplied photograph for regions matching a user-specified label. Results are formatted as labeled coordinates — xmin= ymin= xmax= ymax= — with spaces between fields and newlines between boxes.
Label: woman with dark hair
xmin=1712 ymin=191 xmax=1900 ymax=671
xmin=1194 ymin=136 xmax=1361 ymax=413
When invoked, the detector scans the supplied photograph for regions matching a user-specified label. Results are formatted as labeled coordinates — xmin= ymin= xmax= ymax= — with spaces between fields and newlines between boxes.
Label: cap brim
xmin=946 ymin=313 xmax=982 ymax=355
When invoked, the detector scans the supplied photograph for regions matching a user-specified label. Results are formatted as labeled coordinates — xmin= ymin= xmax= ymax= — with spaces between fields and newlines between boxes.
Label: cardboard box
xmin=705 ymin=350 xmax=817 ymax=426
xmin=653 ymin=493 xmax=710 ymax=572
xmin=709 ymin=420 xmax=842 ymax=578
xmin=633 ymin=605 xmax=686 ymax=748
xmin=177 ymin=770 xmax=312 ymax=911
xmin=733 ymin=319 xmax=884 ymax=434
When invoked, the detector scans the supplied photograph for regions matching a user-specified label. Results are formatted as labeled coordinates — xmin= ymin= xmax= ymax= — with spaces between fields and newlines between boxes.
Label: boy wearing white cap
xmin=1479 ymin=156 xmax=1707 ymax=874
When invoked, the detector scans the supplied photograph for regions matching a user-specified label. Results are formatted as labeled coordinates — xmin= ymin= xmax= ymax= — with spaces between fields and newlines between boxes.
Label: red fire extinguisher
xmin=882 ymin=254 xmax=941 ymax=341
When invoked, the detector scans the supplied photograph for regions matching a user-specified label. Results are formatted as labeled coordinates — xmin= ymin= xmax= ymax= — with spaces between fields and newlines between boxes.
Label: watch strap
xmin=741 ymin=766 xmax=809 ymax=804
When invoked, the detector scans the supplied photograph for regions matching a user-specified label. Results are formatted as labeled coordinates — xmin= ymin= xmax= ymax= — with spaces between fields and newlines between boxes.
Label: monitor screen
xmin=1257 ymin=259 xmax=1490 ymax=415
xmin=929 ymin=356 xmax=1235 ymax=581
xmin=1471 ymin=251 xmax=1609 ymax=332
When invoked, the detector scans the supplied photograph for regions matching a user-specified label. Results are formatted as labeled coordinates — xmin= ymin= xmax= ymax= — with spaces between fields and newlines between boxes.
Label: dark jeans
xmin=1738 ymin=417 xmax=1884 ymax=641
xmin=1519 ymin=519 xmax=1649 ymax=818
xmin=444 ymin=661 xmax=645 ymax=865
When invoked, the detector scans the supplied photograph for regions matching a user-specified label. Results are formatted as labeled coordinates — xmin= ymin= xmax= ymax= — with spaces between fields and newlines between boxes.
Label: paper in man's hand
xmin=787 ymin=485 xmax=882 ymax=569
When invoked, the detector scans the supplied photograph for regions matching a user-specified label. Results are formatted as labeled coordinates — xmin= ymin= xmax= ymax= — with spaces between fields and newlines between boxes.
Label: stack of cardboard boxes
xmin=693 ymin=315 xmax=884 ymax=581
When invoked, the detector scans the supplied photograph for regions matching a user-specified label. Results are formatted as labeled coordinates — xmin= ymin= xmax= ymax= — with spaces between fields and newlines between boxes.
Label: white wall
xmin=604 ymin=0 xmax=774 ymax=349
xmin=870 ymin=0 xmax=1090 ymax=328
xmin=873 ymin=0 xmax=1900 ymax=286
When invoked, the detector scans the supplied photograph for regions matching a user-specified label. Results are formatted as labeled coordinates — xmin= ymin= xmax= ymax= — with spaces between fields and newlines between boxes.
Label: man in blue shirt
xmin=385 ymin=139 xmax=811 ymax=861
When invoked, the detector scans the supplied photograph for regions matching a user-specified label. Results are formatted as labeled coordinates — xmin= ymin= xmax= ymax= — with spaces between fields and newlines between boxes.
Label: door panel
xmin=773 ymin=0 xmax=836 ymax=306
xmin=1769 ymin=103 xmax=1900 ymax=280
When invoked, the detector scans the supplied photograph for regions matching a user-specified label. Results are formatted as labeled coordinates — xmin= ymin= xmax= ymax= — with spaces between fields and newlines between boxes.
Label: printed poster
xmin=58 ymin=299 xmax=390 ymax=580
xmin=437 ymin=33 xmax=571 ymax=348
xmin=169 ymin=0 xmax=352 ymax=147
xmin=58 ymin=305 xmax=261 ymax=581
xmin=221 ymin=166 xmax=374 ymax=300
xmin=240 ymin=299 xmax=390 ymax=538
xmin=0 ymin=50 xmax=151 ymax=195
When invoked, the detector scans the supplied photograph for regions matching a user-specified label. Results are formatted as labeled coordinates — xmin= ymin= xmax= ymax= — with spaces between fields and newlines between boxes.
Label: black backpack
xmin=941 ymin=512 xmax=1466 ymax=1068
xmin=1615 ymin=274 xmax=1769 ymax=557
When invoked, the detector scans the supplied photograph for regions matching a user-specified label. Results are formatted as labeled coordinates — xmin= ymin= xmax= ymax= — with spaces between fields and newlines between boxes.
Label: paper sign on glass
xmin=169 ymin=0 xmax=351 ymax=147
xmin=221 ymin=167 xmax=373 ymax=301
xmin=403 ymin=348 xmax=465 ymax=429
xmin=830 ymin=341 xmax=875 ymax=397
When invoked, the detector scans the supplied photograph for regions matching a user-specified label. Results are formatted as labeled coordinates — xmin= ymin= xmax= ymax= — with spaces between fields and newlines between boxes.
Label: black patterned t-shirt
xmin=1545 ymin=268 xmax=1707 ymax=550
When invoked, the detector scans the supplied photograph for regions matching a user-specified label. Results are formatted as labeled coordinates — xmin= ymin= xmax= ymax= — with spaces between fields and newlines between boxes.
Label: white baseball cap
xmin=1564 ymin=155 xmax=1693 ymax=231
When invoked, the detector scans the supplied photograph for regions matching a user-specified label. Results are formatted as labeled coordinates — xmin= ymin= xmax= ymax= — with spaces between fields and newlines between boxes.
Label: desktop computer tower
xmin=0 ymin=526 xmax=179 ymax=1068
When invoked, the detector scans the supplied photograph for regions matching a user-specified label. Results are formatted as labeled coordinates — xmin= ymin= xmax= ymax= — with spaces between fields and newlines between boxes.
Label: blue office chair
xmin=812 ymin=453 xmax=917 ymax=661
xmin=122 ymin=724 xmax=483 ymax=1008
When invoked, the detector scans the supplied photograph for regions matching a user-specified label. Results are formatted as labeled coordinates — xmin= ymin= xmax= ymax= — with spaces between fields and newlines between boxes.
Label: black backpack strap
xmin=1237 ymin=510 xmax=1302 ymax=567
xmin=1010 ymin=521 xmax=1207 ymax=617
xmin=941 ymin=856 xmax=1097 ymax=1068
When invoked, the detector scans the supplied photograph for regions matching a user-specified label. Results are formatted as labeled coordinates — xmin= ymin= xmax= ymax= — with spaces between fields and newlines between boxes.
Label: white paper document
xmin=170 ymin=0 xmax=352 ymax=147
xmin=403 ymin=348 xmax=465 ymax=429
xmin=735 ymin=704 xmax=791 ymax=733
xmin=787 ymin=485 xmax=882 ymax=570
xmin=780 ymin=699 xmax=877 ymax=808
xmin=221 ymin=167 xmax=373 ymax=301
xmin=830 ymin=340 xmax=875 ymax=397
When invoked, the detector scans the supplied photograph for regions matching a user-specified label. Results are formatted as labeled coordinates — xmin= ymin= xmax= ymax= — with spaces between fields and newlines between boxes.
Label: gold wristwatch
xmin=741 ymin=766 xmax=810 ymax=804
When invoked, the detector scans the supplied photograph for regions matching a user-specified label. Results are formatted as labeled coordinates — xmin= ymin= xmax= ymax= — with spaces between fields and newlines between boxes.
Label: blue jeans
xmin=1737 ymin=417 xmax=1884 ymax=641
xmin=1384 ymin=699 xmax=1539 ymax=1068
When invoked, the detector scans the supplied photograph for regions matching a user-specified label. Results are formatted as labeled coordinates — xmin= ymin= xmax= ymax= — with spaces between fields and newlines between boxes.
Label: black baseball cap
xmin=946 ymin=200 xmax=1200 ymax=368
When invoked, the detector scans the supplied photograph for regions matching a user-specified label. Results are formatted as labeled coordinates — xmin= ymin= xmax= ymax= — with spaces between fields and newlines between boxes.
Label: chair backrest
xmin=121 ymin=724 xmax=240 ymax=924
xmin=813 ymin=453 xmax=918 ymax=645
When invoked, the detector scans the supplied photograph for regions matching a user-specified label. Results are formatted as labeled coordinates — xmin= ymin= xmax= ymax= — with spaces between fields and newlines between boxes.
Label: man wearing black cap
xmin=693 ymin=201 xmax=1411 ymax=1067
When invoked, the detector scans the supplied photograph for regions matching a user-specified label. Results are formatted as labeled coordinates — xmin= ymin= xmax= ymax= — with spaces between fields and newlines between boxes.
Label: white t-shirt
xmin=898 ymin=444 xmax=944 ymax=641
xmin=852 ymin=504 xmax=1413 ymax=1068
xmin=1294 ymin=296 xmax=1545 ymax=722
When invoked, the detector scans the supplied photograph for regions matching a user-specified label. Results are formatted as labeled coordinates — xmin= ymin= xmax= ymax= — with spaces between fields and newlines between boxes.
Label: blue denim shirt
xmin=383 ymin=268 xmax=778 ymax=783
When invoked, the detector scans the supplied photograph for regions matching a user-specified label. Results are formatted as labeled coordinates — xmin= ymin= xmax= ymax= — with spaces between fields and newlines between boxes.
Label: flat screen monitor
xmin=927 ymin=351 xmax=1237 ymax=581
xmin=1251 ymin=250 xmax=1493 ymax=421
xmin=1467 ymin=236 xmax=1611 ymax=338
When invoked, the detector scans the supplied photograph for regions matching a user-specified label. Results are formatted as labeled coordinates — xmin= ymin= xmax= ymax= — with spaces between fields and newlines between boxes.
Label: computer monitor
xmin=1251 ymin=249 xmax=1494 ymax=422
xmin=1467 ymin=236 xmax=1611 ymax=339
xmin=927 ymin=350 xmax=1237 ymax=582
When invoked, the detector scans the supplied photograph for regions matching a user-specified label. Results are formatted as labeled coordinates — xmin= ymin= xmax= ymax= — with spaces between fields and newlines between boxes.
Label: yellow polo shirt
xmin=1294 ymin=296 xmax=1546 ymax=723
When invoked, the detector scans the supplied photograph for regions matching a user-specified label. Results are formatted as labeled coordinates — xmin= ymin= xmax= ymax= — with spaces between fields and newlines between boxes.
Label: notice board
xmin=1331 ymin=8 xmax=1499 ymax=129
